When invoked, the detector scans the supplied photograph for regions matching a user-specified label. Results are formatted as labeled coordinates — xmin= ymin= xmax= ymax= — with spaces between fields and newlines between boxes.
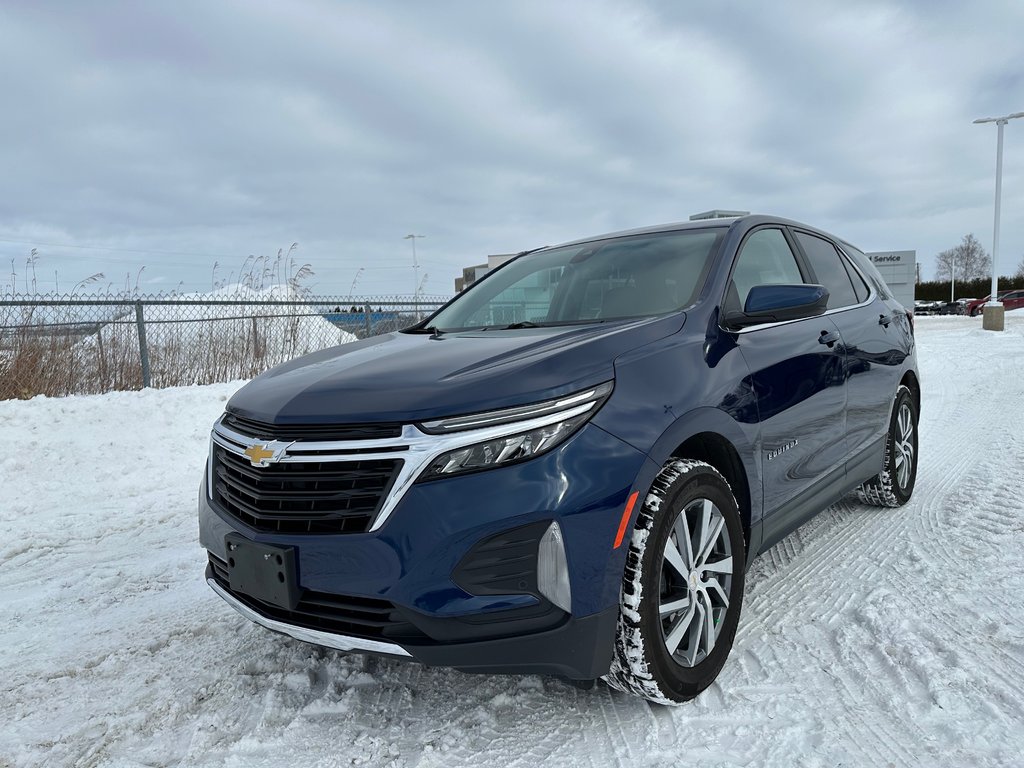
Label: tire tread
xmin=857 ymin=385 xmax=915 ymax=508
xmin=603 ymin=459 xmax=731 ymax=705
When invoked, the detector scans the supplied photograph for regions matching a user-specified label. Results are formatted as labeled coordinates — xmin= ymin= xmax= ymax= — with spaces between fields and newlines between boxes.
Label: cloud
xmin=1 ymin=0 xmax=1022 ymax=294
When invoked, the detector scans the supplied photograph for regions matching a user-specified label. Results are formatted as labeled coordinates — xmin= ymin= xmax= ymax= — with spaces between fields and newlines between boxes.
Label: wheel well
xmin=900 ymin=370 xmax=921 ymax=413
xmin=673 ymin=433 xmax=751 ymax=548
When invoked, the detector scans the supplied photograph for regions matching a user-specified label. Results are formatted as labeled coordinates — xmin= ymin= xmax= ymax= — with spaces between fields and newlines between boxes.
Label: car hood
xmin=226 ymin=314 xmax=685 ymax=425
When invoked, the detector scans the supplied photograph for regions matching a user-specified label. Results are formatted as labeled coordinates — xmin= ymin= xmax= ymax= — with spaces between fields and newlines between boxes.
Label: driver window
xmin=729 ymin=229 xmax=804 ymax=311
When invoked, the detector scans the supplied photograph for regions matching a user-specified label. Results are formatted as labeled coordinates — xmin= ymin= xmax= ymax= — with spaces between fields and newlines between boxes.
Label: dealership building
xmin=864 ymin=250 xmax=916 ymax=310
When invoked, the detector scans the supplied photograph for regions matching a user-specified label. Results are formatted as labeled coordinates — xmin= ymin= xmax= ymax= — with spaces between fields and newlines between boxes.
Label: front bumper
xmin=199 ymin=422 xmax=656 ymax=679
xmin=207 ymin=568 xmax=618 ymax=678
xmin=207 ymin=575 xmax=412 ymax=658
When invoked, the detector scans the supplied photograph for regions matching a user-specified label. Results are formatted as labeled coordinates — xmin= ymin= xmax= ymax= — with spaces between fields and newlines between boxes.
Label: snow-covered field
xmin=2 ymin=315 xmax=1023 ymax=767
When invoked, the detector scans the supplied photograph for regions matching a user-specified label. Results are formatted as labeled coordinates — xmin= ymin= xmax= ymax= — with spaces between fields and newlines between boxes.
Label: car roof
xmin=546 ymin=214 xmax=849 ymax=251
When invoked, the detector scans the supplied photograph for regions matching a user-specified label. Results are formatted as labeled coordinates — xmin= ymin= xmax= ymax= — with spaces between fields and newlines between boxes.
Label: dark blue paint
xmin=200 ymin=214 xmax=919 ymax=679
xmin=744 ymin=283 xmax=828 ymax=313
xmin=736 ymin=318 xmax=848 ymax=516
xmin=226 ymin=315 xmax=682 ymax=425
xmin=200 ymin=423 xmax=647 ymax=618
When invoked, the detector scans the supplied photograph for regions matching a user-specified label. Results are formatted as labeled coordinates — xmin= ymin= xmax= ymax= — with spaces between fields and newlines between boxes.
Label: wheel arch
xmin=900 ymin=369 xmax=921 ymax=414
xmin=639 ymin=406 xmax=762 ymax=568
xmin=671 ymin=433 xmax=753 ymax=558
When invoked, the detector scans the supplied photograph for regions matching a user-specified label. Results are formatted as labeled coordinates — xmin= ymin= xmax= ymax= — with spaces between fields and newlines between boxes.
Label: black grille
xmin=222 ymin=412 xmax=403 ymax=441
xmin=208 ymin=555 xmax=426 ymax=643
xmin=213 ymin=445 xmax=401 ymax=534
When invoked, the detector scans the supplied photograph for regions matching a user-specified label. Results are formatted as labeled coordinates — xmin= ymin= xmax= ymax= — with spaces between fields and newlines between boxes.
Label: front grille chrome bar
xmin=208 ymin=578 xmax=413 ymax=657
xmin=211 ymin=401 xmax=595 ymax=532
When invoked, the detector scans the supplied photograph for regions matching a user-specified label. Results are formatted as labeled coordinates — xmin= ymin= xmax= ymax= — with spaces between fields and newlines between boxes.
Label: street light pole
xmin=403 ymin=234 xmax=425 ymax=319
xmin=973 ymin=111 xmax=1024 ymax=331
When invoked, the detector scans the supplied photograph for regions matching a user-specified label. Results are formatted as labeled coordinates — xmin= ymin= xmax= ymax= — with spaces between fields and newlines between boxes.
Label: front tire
xmin=857 ymin=385 xmax=918 ymax=507
xmin=604 ymin=459 xmax=745 ymax=705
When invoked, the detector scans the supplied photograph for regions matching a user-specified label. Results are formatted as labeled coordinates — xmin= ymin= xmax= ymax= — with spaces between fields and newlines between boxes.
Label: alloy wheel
xmin=658 ymin=498 xmax=733 ymax=668
xmin=894 ymin=402 xmax=915 ymax=490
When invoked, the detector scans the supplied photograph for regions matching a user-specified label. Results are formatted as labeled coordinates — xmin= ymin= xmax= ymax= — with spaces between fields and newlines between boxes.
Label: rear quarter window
xmin=840 ymin=242 xmax=893 ymax=300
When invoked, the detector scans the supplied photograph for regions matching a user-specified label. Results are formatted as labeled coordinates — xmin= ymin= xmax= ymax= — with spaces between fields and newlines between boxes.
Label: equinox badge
xmin=766 ymin=439 xmax=799 ymax=461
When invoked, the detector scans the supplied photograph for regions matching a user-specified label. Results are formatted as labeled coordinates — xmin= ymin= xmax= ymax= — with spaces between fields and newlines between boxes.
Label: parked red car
xmin=966 ymin=289 xmax=1024 ymax=316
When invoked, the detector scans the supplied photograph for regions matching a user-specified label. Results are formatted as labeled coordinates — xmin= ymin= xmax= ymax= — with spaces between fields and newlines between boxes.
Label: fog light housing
xmin=537 ymin=521 xmax=571 ymax=613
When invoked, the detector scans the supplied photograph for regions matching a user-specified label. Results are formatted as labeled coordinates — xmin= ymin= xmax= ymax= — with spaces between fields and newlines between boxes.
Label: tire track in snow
xmin=706 ymin=322 xmax=1024 ymax=767
xmin=5 ymin=321 xmax=1024 ymax=768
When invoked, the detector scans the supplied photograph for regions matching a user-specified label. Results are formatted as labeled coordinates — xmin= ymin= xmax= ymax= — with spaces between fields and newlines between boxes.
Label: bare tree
xmin=934 ymin=234 xmax=991 ymax=281
xmin=1016 ymin=255 xmax=1024 ymax=279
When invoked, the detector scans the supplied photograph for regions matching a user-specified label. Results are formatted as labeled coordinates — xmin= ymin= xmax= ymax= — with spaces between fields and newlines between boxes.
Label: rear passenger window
xmin=729 ymin=228 xmax=804 ymax=311
xmin=842 ymin=257 xmax=871 ymax=303
xmin=795 ymin=232 xmax=859 ymax=309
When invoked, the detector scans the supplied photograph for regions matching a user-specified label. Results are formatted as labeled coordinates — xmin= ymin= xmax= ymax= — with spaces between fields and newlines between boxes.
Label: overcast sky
xmin=1 ymin=0 xmax=1022 ymax=296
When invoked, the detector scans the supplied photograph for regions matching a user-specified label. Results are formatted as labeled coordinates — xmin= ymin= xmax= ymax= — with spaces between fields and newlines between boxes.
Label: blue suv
xmin=198 ymin=215 xmax=919 ymax=704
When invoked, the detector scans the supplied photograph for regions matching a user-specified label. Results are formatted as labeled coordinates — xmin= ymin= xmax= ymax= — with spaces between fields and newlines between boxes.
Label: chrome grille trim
xmin=207 ymin=578 xmax=413 ymax=657
xmin=210 ymin=400 xmax=595 ymax=532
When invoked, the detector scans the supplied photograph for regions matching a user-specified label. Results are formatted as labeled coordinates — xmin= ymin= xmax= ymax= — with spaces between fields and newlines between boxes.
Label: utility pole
xmin=403 ymin=234 xmax=425 ymax=319
xmin=974 ymin=110 xmax=1024 ymax=331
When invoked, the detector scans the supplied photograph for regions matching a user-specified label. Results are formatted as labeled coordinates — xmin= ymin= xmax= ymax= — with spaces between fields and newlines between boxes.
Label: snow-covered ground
xmin=2 ymin=315 xmax=1023 ymax=767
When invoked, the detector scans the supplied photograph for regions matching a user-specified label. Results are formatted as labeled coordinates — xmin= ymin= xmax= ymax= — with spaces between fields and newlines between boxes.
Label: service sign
xmin=868 ymin=250 xmax=915 ymax=267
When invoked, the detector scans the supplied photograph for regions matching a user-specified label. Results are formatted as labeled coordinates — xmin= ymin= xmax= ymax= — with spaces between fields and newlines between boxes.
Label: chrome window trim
xmin=832 ymin=241 xmax=879 ymax=307
xmin=207 ymin=578 xmax=412 ymax=657
xmin=720 ymin=224 xmax=880 ymax=335
xmin=210 ymin=398 xmax=599 ymax=532
xmin=836 ymin=242 xmax=894 ymax=302
xmin=723 ymin=234 xmax=879 ymax=335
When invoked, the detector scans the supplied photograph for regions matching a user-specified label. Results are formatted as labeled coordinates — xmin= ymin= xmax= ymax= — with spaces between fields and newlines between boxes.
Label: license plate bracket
xmin=225 ymin=534 xmax=301 ymax=610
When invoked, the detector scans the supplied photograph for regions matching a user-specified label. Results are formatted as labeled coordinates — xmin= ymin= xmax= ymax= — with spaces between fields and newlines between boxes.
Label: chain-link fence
xmin=0 ymin=291 xmax=450 ymax=400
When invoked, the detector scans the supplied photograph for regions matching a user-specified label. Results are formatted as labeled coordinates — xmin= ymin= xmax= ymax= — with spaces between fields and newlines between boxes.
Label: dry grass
xmin=0 ymin=328 xmax=142 ymax=399
xmin=1 ymin=247 xmax=451 ymax=399
xmin=0 ymin=299 xmax=359 ymax=400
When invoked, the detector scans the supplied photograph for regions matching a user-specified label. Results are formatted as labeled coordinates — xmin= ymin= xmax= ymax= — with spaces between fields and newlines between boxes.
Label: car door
xmin=724 ymin=227 xmax=848 ymax=545
xmin=792 ymin=230 xmax=909 ymax=473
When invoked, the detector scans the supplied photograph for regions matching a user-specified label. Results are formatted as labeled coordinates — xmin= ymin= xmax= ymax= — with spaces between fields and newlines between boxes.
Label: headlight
xmin=417 ymin=381 xmax=612 ymax=480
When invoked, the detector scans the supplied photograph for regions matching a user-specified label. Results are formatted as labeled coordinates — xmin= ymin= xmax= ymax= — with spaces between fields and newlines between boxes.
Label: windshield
xmin=426 ymin=229 xmax=724 ymax=331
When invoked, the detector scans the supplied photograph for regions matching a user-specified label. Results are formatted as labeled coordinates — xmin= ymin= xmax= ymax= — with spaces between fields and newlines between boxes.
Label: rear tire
xmin=857 ymin=385 xmax=918 ymax=507
xmin=604 ymin=459 xmax=745 ymax=705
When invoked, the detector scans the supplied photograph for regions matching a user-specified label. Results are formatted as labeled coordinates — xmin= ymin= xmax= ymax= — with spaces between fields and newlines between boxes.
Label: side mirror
xmin=724 ymin=284 xmax=829 ymax=330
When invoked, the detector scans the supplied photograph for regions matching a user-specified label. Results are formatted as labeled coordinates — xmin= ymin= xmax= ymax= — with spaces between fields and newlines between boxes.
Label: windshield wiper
xmin=501 ymin=321 xmax=542 ymax=329
xmin=483 ymin=319 xmax=612 ymax=331
xmin=408 ymin=325 xmax=446 ymax=337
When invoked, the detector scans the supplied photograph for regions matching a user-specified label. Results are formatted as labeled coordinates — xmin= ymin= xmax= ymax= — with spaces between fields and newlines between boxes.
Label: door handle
xmin=878 ymin=313 xmax=892 ymax=327
xmin=818 ymin=330 xmax=839 ymax=348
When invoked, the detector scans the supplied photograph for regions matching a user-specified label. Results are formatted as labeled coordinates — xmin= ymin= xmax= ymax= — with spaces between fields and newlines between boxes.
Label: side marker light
xmin=613 ymin=491 xmax=640 ymax=549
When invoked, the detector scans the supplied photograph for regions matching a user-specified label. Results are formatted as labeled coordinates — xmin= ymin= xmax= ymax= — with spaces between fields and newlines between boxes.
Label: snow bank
xmin=2 ymin=315 xmax=1023 ymax=766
